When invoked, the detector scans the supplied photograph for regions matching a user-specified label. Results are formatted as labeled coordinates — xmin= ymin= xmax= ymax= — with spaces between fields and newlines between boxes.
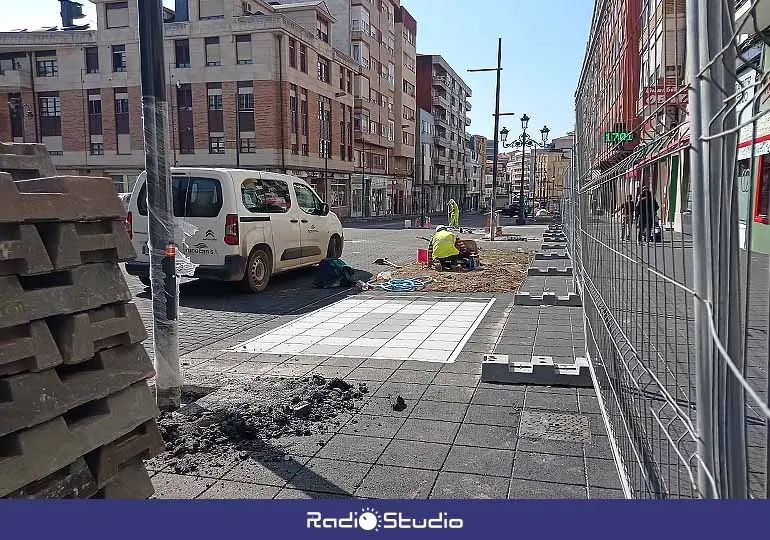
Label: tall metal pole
xmin=489 ymin=38 xmax=502 ymax=241
xmin=138 ymin=0 xmax=180 ymax=411
xmin=235 ymin=88 xmax=241 ymax=168
xmin=517 ymin=130 xmax=527 ymax=225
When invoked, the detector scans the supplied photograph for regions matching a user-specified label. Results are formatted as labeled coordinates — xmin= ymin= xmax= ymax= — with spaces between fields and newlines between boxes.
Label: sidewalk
xmin=144 ymin=228 xmax=624 ymax=499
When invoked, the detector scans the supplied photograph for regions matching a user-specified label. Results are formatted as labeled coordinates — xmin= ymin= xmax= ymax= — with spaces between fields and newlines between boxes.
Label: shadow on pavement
xmin=134 ymin=266 xmax=373 ymax=316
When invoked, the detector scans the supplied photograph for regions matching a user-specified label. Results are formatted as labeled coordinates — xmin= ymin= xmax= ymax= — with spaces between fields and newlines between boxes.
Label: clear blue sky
xmin=2 ymin=0 xmax=593 ymax=140
xmin=402 ymin=0 xmax=593 ymax=141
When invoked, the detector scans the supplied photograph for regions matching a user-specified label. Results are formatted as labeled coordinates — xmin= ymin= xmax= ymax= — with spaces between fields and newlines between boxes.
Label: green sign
xmin=605 ymin=131 xmax=634 ymax=143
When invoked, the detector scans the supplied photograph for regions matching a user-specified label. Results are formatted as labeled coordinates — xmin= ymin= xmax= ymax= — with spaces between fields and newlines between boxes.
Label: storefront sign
xmin=643 ymin=85 xmax=688 ymax=106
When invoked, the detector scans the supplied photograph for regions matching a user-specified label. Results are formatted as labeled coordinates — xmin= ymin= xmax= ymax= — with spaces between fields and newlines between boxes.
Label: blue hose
xmin=369 ymin=276 xmax=433 ymax=292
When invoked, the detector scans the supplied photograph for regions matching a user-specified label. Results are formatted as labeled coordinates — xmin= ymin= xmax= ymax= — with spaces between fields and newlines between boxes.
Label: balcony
xmin=435 ymin=134 xmax=450 ymax=147
xmin=432 ymin=93 xmax=448 ymax=110
xmin=0 ymin=68 xmax=32 ymax=90
xmin=432 ymin=75 xmax=451 ymax=91
xmin=465 ymin=116 xmax=471 ymax=127
xmin=434 ymin=115 xmax=450 ymax=128
xmin=465 ymin=100 xmax=472 ymax=111
xmin=435 ymin=154 xmax=449 ymax=166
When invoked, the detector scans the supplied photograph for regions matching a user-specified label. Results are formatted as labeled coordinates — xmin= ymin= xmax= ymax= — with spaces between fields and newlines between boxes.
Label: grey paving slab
xmin=387 ymin=369 xmax=437 ymax=384
xmin=508 ymin=479 xmax=587 ymax=499
xmin=432 ymin=372 xmax=481 ymax=388
xmin=585 ymin=457 xmax=623 ymax=490
xmin=378 ymin=439 xmax=451 ymax=470
xmin=355 ymin=465 xmax=438 ymax=499
xmin=286 ymin=457 xmax=371 ymax=496
xmin=464 ymin=404 xmax=521 ymax=427
xmin=410 ymin=400 xmax=469 ymax=423
xmin=455 ymin=423 xmax=517 ymax=451
xmin=525 ymin=389 xmax=580 ymax=412
xmin=513 ymin=451 xmax=586 ymax=486
xmin=395 ymin=418 xmax=461 ymax=444
xmin=341 ymin=414 xmax=407 ymax=438
xmin=373 ymin=381 xmax=428 ymax=400
xmin=308 ymin=365 xmax=355 ymax=379
xmin=472 ymin=387 xmax=526 ymax=407
xmin=443 ymin=445 xmax=515 ymax=478
xmin=223 ymin=455 xmax=310 ymax=487
xmin=430 ymin=472 xmax=509 ymax=499
xmin=588 ymin=487 xmax=626 ymax=499
xmin=358 ymin=396 xmax=414 ymax=417
xmin=274 ymin=488 xmax=353 ymax=499
xmin=315 ymin=434 xmax=390 ymax=464
xmin=197 ymin=479 xmax=281 ymax=499
xmin=349 ymin=366 xmax=398 ymax=382
xmin=421 ymin=384 xmax=476 ymax=403
xmin=151 ymin=473 xmax=214 ymax=499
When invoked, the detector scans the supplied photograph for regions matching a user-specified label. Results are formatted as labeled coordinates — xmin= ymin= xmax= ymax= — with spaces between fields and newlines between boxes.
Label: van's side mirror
xmin=320 ymin=203 xmax=329 ymax=216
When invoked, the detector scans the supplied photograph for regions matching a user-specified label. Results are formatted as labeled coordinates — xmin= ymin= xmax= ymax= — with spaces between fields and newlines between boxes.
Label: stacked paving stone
xmin=0 ymin=153 xmax=161 ymax=499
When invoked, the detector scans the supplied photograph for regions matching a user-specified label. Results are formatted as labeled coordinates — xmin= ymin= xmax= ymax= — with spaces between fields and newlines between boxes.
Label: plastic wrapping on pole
xmin=138 ymin=0 xmax=182 ymax=411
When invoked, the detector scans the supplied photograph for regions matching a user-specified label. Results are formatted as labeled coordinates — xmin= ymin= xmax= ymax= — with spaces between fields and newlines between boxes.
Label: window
xmin=757 ymin=156 xmax=770 ymax=224
xmin=85 ymin=47 xmax=99 ymax=73
xmin=240 ymin=138 xmax=256 ymax=153
xmin=294 ymin=183 xmax=325 ymax=215
xmin=318 ymin=96 xmax=331 ymax=158
xmin=114 ymin=95 xmax=129 ymax=134
xmin=236 ymin=34 xmax=252 ymax=64
xmin=241 ymin=178 xmax=292 ymax=213
xmin=36 ymin=52 xmax=58 ymax=77
xmin=347 ymin=71 xmax=353 ymax=93
xmin=288 ymin=38 xmax=297 ymax=69
xmin=300 ymin=89 xmax=308 ymax=136
xmin=88 ymin=96 xmax=102 ymax=135
xmin=175 ymin=40 xmax=190 ymax=68
xmin=112 ymin=45 xmax=126 ymax=72
xmin=290 ymin=85 xmax=298 ymax=134
xmin=105 ymin=2 xmax=129 ymax=28
xmin=403 ymin=105 xmax=414 ymax=121
xmin=339 ymin=67 xmax=345 ymax=91
xmin=238 ymin=92 xmax=254 ymax=111
xmin=208 ymin=93 xmax=223 ymax=110
xmin=317 ymin=56 xmax=330 ymax=83
xmin=39 ymin=96 xmax=61 ymax=117
xmin=402 ymin=79 xmax=415 ymax=97
xmin=299 ymin=44 xmax=307 ymax=73
xmin=205 ymin=37 xmax=221 ymax=66
xmin=301 ymin=143 xmax=309 ymax=156
xmin=351 ymin=6 xmax=370 ymax=32
xmin=199 ymin=0 xmax=225 ymax=19
xmin=138 ymin=176 xmax=223 ymax=217
xmin=90 ymin=142 xmax=104 ymax=155
xmin=317 ymin=18 xmax=329 ymax=43
xmin=209 ymin=136 xmax=225 ymax=154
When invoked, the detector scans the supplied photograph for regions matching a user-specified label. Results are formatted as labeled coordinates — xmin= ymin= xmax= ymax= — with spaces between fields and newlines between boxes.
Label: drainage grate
xmin=519 ymin=411 xmax=591 ymax=443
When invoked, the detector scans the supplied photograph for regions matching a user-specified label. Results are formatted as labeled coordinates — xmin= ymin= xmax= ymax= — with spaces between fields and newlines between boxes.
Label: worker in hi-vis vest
xmin=448 ymin=199 xmax=460 ymax=228
xmin=430 ymin=225 xmax=461 ymax=269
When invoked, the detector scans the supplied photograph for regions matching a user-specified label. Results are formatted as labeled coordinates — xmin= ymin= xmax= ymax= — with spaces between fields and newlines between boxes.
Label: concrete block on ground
xmin=85 ymin=420 xmax=163 ymax=487
xmin=543 ymin=235 xmax=567 ymax=242
xmin=0 ymin=381 xmax=158 ymax=497
xmin=0 ymin=344 xmax=154 ymax=438
xmin=481 ymin=354 xmax=592 ymax=387
xmin=514 ymin=292 xmax=582 ymax=307
xmin=0 ymin=173 xmax=124 ymax=224
xmin=2 ymin=457 xmax=99 ymax=499
xmin=527 ymin=267 xmax=574 ymax=277
xmin=48 ymin=302 xmax=147 ymax=365
xmin=0 ymin=142 xmax=57 ymax=180
xmin=0 ymin=320 xmax=63 ymax=377
xmin=0 ymin=263 xmax=131 ymax=329
xmin=93 ymin=457 xmax=154 ymax=499
xmin=541 ymin=243 xmax=568 ymax=250
xmin=0 ymin=223 xmax=53 ymax=276
xmin=36 ymin=221 xmax=135 ymax=269
xmin=535 ymin=252 xmax=570 ymax=260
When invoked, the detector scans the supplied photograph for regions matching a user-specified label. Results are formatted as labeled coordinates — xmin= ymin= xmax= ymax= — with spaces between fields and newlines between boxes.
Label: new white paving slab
xmin=231 ymin=297 xmax=496 ymax=363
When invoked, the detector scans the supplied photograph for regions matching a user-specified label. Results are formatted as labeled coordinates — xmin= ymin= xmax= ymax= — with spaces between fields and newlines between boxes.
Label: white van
xmin=125 ymin=168 xmax=344 ymax=292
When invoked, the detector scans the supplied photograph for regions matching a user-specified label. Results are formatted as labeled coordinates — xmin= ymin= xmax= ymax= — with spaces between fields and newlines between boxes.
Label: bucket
xmin=404 ymin=219 xmax=412 ymax=228
xmin=417 ymin=248 xmax=429 ymax=264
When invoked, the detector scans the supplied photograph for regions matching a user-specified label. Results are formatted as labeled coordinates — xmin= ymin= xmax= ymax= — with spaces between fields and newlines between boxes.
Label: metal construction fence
xmin=567 ymin=0 xmax=769 ymax=498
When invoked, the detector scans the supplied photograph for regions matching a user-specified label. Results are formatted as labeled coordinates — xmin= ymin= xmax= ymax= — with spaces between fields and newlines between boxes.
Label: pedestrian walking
xmin=635 ymin=186 xmax=659 ymax=244
xmin=615 ymin=194 xmax=634 ymax=241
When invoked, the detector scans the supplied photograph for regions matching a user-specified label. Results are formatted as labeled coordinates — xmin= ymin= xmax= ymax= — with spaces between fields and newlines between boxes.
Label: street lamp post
xmin=499 ymin=115 xmax=549 ymax=225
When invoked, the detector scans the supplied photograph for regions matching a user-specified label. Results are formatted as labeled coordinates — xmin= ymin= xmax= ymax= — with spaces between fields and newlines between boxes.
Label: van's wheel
xmin=326 ymin=235 xmax=343 ymax=259
xmin=241 ymin=248 xmax=272 ymax=293
xmin=138 ymin=276 xmax=151 ymax=287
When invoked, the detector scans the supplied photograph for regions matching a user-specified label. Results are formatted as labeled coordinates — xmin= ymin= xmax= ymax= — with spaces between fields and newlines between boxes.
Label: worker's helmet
xmin=436 ymin=225 xmax=447 ymax=232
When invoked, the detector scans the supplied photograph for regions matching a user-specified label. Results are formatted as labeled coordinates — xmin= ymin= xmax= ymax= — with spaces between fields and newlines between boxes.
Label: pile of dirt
xmin=154 ymin=375 xmax=368 ymax=474
xmin=388 ymin=249 xmax=533 ymax=293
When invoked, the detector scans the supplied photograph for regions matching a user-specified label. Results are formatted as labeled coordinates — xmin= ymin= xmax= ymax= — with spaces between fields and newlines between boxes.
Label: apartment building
xmin=416 ymin=54 xmax=472 ymax=209
xmin=464 ymin=134 xmax=483 ymax=211
xmin=414 ymin=106 xmax=433 ymax=214
xmin=316 ymin=0 xmax=412 ymax=217
xmin=0 ymin=0 xmax=360 ymax=217
xmin=534 ymin=146 xmax=571 ymax=207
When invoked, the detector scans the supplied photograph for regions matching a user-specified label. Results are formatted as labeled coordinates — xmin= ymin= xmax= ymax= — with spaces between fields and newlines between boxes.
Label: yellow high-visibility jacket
xmin=431 ymin=230 xmax=460 ymax=259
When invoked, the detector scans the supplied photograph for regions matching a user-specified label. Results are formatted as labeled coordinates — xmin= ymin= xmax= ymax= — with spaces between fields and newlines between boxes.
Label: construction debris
xmin=150 ymin=375 xmax=368 ymax=474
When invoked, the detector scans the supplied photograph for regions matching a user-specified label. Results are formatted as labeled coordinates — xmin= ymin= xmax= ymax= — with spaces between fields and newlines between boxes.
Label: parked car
xmin=124 ymin=168 xmax=344 ymax=292
xmin=502 ymin=202 xmax=532 ymax=218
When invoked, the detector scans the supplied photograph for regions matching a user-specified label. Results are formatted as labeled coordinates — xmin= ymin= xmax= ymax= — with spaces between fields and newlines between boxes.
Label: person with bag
xmin=635 ymin=186 xmax=659 ymax=245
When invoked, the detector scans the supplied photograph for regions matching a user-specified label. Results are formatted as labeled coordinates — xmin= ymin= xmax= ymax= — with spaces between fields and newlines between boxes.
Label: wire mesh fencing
xmin=568 ymin=0 xmax=769 ymax=498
